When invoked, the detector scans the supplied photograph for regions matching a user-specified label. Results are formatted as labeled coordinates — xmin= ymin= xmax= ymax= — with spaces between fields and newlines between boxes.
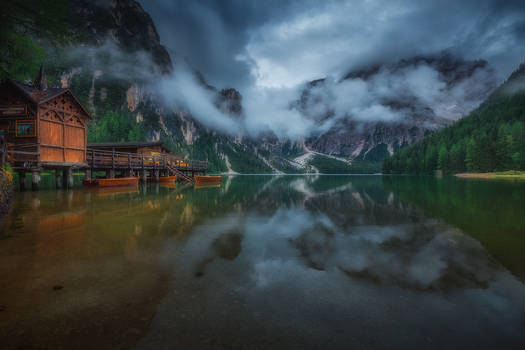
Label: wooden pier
xmin=85 ymin=147 xmax=208 ymax=184
xmin=4 ymin=144 xmax=208 ymax=190
xmin=0 ymin=68 xmax=209 ymax=191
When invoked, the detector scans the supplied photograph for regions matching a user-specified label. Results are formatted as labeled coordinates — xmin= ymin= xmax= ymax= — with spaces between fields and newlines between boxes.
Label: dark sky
xmin=139 ymin=0 xmax=525 ymax=91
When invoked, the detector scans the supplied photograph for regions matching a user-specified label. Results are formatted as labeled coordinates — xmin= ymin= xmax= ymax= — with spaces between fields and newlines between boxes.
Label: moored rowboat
xmin=194 ymin=175 xmax=222 ymax=185
xmin=146 ymin=175 xmax=177 ymax=183
xmin=83 ymin=176 xmax=139 ymax=188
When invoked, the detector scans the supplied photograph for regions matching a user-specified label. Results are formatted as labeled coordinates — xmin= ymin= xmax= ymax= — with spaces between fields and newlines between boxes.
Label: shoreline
xmin=455 ymin=172 xmax=524 ymax=179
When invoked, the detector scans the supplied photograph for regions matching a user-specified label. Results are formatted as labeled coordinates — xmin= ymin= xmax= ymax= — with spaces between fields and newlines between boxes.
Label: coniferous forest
xmin=383 ymin=63 xmax=525 ymax=174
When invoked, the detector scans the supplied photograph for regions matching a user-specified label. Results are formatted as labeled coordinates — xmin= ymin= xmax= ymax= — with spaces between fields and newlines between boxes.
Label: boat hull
xmin=83 ymin=177 xmax=139 ymax=188
xmin=194 ymin=175 xmax=222 ymax=185
xmin=146 ymin=175 xmax=177 ymax=183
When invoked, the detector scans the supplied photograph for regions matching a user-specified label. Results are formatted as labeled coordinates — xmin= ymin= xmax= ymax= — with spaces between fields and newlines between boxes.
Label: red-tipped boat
xmin=83 ymin=177 xmax=139 ymax=188
xmin=146 ymin=175 xmax=178 ymax=183
xmin=194 ymin=175 xmax=222 ymax=186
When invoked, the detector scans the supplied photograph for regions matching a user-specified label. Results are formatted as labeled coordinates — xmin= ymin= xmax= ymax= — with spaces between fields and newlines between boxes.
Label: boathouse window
xmin=15 ymin=120 xmax=36 ymax=137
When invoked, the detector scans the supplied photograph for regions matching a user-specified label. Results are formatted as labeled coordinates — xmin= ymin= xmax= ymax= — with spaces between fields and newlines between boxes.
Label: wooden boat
xmin=146 ymin=175 xmax=177 ymax=183
xmin=194 ymin=183 xmax=222 ymax=189
xmin=83 ymin=176 xmax=139 ymax=188
xmin=194 ymin=175 xmax=222 ymax=185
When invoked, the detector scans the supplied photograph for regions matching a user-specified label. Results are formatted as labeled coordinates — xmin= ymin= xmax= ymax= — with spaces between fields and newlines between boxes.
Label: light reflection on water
xmin=0 ymin=175 xmax=524 ymax=349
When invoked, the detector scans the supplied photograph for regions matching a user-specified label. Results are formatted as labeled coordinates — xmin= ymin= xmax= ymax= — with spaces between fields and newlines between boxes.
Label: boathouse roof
xmin=87 ymin=141 xmax=173 ymax=153
xmin=5 ymin=65 xmax=92 ymax=119
xmin=6 ymin=79 xmax=93 ymax=119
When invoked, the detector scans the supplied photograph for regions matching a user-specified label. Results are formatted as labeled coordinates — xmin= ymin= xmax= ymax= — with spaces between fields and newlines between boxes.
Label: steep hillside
xmin=383 ymin=62 xmax=525 ymax=174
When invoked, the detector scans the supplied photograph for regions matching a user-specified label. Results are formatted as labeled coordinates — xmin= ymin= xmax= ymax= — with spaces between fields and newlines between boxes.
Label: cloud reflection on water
xmin=140 ymin=175 xmax=525 ymax=349
xmin=180 ymin=177 xmax=502 ymax=293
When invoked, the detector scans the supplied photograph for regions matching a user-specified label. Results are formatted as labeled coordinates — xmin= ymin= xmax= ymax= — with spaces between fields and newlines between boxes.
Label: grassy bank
xmin=455 ymin=171 xmax=525 ymax=179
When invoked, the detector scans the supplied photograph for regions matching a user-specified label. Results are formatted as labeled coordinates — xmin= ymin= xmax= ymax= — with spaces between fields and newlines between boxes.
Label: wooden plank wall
xmin=39 ymin=93 xmax=87 ymax=163
xmin=0 ymin=83 xmax=39 ymax=163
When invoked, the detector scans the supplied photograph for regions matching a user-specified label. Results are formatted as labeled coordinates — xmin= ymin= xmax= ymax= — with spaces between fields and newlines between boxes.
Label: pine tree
xmin=465 ymin=138 xmax=476 ymax=172
xmin=437 ymin=144 xmax=448 ymax=171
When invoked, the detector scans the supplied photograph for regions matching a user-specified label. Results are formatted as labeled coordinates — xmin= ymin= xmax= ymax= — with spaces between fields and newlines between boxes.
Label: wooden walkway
xmin=3 ymin=143 xmax=208 ymax=190
xmin=85 ymin=148 xmax=207 ymax=184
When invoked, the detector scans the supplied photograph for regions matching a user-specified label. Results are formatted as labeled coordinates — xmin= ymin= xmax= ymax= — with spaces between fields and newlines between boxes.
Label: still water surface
xmin=0 ymin=175 xmax=524 ymax=349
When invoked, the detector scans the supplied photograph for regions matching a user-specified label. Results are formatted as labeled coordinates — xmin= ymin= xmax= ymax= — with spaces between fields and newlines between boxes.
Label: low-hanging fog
xmin=68 ymin=41 xmax=497 ymax=139
xmin=66 ymin=0 xmax=525 ymax=140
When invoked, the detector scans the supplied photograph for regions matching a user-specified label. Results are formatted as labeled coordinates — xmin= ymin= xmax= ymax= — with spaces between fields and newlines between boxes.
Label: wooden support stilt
xmin=67 ymin=168 xmax=74 ymax=188
xmin=63 ymin=168 xmax=73 ymax=189
xmin=85 ymin=169 xmax=92 ymax=180
xmin=31 ymin=171 xmax=40 ymax=191
xmin=154 ymin=169 xmax=160 ymax=183
xmin=62 ymin=169 xmax=68 ymax=189
xmin=108 ymin=169 xmax=115 ymax=179
xmin=55 ymin=170 xmax=62 ymax=189
xmin=18 ymin=171 xmax=26 ymax=191
xmin=141 ymin=169 xmax=147 ymax=183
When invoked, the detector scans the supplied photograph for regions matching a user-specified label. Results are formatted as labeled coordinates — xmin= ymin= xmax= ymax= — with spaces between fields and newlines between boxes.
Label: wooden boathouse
xmin=0 ymin=67 xmax=209 ymax=191
xmin=0 ymin=66 xmax=91 ymax=190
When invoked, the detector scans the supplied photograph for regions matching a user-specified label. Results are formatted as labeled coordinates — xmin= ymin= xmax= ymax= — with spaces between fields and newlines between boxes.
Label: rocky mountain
xmin=37 ymin=0 xmax=498 ymax=173
xmin=70 ymin=0 xmax=172 ymax=74
xmin=383 ymin=60 xmax=525 ymax=174
xmin=298 ymin=55 xmax=496 ymax=164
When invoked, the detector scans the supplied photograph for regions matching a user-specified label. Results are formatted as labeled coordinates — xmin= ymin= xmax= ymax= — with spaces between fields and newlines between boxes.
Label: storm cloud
xmin=139 ymin=0 xmax=525 ymax=90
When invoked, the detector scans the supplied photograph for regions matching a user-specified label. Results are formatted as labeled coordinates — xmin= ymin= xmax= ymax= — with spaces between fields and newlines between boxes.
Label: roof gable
xmin=6 ymin=79 xmax=92 ymax=119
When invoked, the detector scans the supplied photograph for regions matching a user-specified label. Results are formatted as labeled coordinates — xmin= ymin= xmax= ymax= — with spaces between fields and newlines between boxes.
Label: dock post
xmin=62 ymin=169 xmax=68 ymax=189
xmin=141 ymin=169 xmax=147 ymax=183
xmin=63 ymin=168 xmax=73 ymax=189
xmin=31 ymin=171 xmax=40 ymax=191
xmin=85 ymin=169 xmax=92 ymax=180
xmin=68 ymin=168 xmax=74 ymax=188
xmin=154 ymin=169 xmax=160 ymax=183
xmin=108 ymin=169 xmax=115 ymax=179
xmin=55 ymin=169 xmax=62 ymax=189
xmin=128 ymin=154 xmax=131 ymax=177
xmin=18 ymin=171 xmax=26 ymax=191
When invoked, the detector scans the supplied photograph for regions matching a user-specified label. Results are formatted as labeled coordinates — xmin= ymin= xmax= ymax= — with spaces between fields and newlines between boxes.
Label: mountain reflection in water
xmin=0 ymin=175 xmax=524 ymax=350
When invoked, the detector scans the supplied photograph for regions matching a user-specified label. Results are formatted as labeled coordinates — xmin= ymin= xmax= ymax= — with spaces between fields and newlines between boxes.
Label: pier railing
xmin=86 ymin=149 xmax=208 ymax=172
xmin=5 ymin=144 xmax=208 ymax=175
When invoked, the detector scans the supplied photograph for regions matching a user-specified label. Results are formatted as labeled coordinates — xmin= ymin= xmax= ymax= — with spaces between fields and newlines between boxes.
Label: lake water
xmin=1 ymin=175 xmax=524 ymax=349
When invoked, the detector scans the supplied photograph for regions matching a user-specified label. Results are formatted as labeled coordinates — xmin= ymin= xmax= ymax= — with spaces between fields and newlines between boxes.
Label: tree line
xmin=383 ymin=65 xmax=525 ymax=174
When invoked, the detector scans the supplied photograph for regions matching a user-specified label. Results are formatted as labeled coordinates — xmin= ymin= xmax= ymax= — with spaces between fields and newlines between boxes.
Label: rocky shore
xmin=0 ymin=169 xmax=13 ymax=218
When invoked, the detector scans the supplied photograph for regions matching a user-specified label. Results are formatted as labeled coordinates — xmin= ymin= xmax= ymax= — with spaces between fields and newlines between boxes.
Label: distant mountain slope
xmin=383 ymin=62 xmax=525 ymax=174
xmin=299 ymin=54 xmax=496 ymax=164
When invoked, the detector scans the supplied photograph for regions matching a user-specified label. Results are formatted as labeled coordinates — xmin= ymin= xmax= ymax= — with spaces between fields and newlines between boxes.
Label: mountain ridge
xmin=383 ymin=61 xmax=525 ymax=173
xmin=6 ymin=0 xmax=505 ymax=174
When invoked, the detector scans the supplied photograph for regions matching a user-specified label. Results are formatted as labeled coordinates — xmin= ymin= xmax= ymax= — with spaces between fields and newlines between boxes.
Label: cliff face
xmin=216 ymin=88 xmax=243 ymax=117
xmin=71 ymin=0 xmax=172 ymax=74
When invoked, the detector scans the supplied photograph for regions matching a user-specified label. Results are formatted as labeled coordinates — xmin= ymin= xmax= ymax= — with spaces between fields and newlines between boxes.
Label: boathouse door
xmin=39 ymin=94 xmax=86 ymax=163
